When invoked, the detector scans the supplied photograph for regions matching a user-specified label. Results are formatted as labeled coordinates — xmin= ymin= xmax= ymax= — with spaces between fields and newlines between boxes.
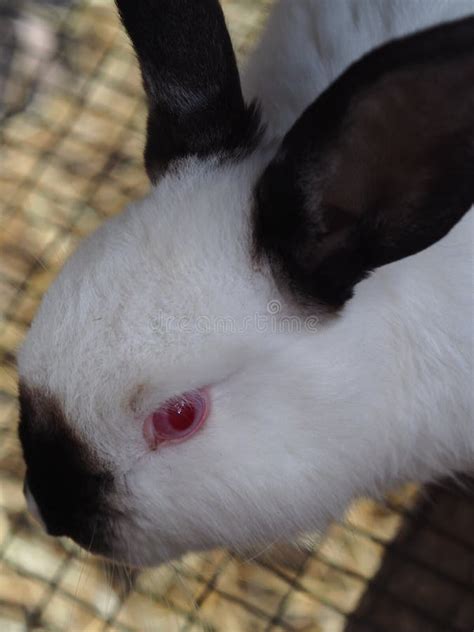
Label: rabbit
xmin=17 ymin=0 xmax=474 ymax=567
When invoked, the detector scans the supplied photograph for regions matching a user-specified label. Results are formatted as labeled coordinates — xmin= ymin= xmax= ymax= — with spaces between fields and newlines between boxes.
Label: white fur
xmin=243 ymin=0 xmax=474 ymax=140
xmin=18 ymin=0 xmax=474 ymax=565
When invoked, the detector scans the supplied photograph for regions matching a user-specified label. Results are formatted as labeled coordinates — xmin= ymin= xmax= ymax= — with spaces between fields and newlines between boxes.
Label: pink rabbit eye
xmin=144 ymin=389 xmax=209 ymax=449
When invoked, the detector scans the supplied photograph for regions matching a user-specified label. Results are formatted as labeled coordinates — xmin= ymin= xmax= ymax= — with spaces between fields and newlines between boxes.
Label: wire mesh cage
xmin=1 ymin=1 xmax=473 ymax=631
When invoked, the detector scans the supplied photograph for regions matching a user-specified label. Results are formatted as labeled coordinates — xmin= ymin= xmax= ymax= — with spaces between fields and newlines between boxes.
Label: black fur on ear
xmin=254 ymin=16 xmax=474 ymax=309
xmin=116 ymin=0 xmax=262 ymax=181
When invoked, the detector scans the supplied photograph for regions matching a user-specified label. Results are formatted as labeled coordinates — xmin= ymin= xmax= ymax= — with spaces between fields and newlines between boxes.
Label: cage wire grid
xmin=0 ymin=1 xmax=473 ymax=631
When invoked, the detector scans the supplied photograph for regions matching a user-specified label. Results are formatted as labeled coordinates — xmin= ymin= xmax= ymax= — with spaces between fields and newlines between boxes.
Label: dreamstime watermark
xmin=151 ymin=300 xmax=319 ymax=337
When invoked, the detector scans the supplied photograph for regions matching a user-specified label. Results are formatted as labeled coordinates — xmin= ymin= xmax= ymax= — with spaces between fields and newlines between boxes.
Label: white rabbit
xmin=18 ymin=0 xmax=474 ymax=566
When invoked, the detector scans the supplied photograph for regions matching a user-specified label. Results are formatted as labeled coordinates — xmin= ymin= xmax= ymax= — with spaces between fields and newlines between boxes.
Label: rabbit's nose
xmin=23 ymin=479 xmax=46 ymax=531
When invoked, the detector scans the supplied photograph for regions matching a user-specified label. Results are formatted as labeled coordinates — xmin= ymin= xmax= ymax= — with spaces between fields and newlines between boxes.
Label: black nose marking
xmin=18 ymin=383 xmax=113 ymax=548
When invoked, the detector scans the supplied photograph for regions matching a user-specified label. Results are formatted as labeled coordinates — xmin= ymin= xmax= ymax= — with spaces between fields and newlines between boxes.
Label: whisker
xmin=172 ymin=560 xmax=199 ymax=610
xmin=237 ymin=534 xmax=285 ymax=564
xmin=1 ymin=225 xmax=50 ymax=272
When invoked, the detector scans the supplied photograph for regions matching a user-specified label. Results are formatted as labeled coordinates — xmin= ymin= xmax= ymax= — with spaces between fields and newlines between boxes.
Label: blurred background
xmin=1 ymin=1 xmax=473 ymax=630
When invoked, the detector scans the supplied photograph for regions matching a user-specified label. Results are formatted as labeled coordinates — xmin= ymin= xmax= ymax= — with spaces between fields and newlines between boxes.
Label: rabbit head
xmin=17 ymin=0 xmax=474 ymax=566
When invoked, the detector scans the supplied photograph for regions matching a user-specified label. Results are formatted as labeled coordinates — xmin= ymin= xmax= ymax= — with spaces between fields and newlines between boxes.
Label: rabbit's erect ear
xmin=116 ymin=0 xmax=261 ymax=180
xmin=255 ymin=17 xmax=474 ymax=309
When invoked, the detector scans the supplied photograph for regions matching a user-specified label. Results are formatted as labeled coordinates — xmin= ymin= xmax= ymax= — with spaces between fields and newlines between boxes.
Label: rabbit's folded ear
xmin=255 ymin=17 xmax=474 ymax=309
xmin=116 ymin=0 xmax=261 ymax=180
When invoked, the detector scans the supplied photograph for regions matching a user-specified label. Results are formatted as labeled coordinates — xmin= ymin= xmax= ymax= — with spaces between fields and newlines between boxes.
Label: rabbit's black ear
xmin=255 ymin=17 xmax=474 ymax=309
xmin=116 ymin=0 xmax=261 ymax=181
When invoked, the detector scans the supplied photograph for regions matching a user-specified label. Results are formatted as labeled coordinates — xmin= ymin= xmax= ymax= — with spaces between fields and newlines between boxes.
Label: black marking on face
xmin=254 ymin=17 xmax=474 ymax=309
xmin=18 ymin=383 xmax=115 ymax=554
